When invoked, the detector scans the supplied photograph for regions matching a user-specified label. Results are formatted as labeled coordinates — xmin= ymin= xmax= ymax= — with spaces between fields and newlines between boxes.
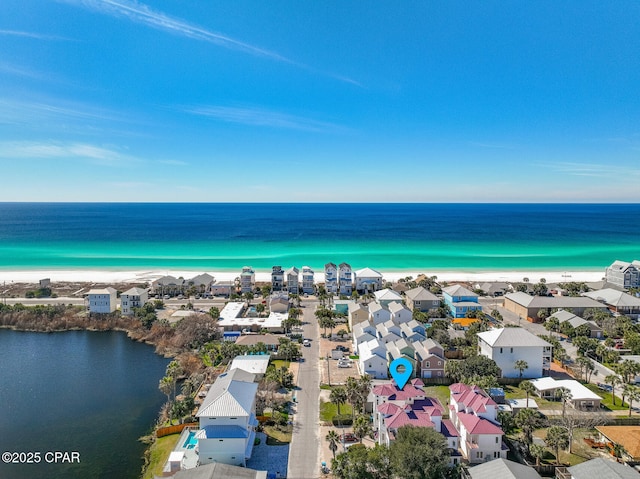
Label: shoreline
xmin=0 ymin=268 xmax=606 ymax=285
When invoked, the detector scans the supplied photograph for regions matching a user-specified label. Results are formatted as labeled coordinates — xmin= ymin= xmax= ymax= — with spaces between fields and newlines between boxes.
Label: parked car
xmin=338 ymin=360 xmax=352 ymax=368
xmin=340 ymin=433 xmax=358 ymax=443
xmin=303 ymin=339 xmax=311 ymax=347
xmin=335 ymin=345 xmax=350 ymax=352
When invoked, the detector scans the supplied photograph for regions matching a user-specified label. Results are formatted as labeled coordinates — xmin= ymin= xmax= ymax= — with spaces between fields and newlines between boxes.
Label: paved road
xmin=287 ymin=301 xmax=321 ymax=479
xmin=3 ymin=297 xmax=86 ymax=306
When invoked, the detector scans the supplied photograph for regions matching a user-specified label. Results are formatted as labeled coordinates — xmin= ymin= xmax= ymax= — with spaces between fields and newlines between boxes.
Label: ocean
xmin=0 ymin=203 xmax=639 ymax=273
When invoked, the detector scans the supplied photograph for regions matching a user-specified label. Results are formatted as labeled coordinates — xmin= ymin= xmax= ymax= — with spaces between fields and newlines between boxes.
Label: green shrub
xmin=332 ymin=414 xmax=353 ymax=427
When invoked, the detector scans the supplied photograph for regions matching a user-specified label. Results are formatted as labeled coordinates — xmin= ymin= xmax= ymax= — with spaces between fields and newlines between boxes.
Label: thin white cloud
xmin=59 ymin=0 xmax=293 ymax=63
xmin=182 ymin=105 xmax=346 ymax=133
xmin=538 ymin=161 xmax=640 ymax=178
xmin=0 ymin=29 xmax=71 ymax=41
xmin=0 ymin=141 xmax=139 ymax=166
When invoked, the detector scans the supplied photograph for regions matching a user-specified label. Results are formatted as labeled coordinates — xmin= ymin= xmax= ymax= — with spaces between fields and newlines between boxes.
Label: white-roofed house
xmin=547 ymin=309 xmax=603 ymax=338
xmin=359 ymin=338 xmax=389 ymax=379
xmin=583 ymin=288 xmax=640 ymax=319
xmin=399 ymin=320 xmax=426 ymax=343
xmin=477 ymin=328 xmax=552 ymax=378
xmin=373 ymin=288 xmax=403 ymax=306
xmin=87 ymin=287 xmax=117 ymax=314
xmin=195 ymin=368 xmax=259 ymax=466
xmin=369 ymin=302 xmax=391 ymax=325
xmin=301 ymin=266 xmax=315 ymax=294
xmin=530 ymin=377 xmax=602 ymax=411
xmin=324 ymin=262 xmax=338 ymax=294
xmin=388 ymin=302 xmax=412 ymax=323
xmin=229 ymin=354 xmax=271 ymax=380
xmin=355 ymin=267 xmax=383 ymax=294
xmin=605 ymin=260 xmax=640 ymax=290
xmin=404 ymin=287 xmax=441 ymax=313
xmin=120 ymin=287 xmax=148 ymax=316
xmin=443 ymin=285 xmax=481 ymax=318
xmin=338 ymin=262 xmax=353 ymax=296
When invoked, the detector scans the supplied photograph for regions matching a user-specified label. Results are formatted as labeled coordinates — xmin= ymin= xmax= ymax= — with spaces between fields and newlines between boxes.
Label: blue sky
xmin=0 ymin=1 xmax=639 ymax=202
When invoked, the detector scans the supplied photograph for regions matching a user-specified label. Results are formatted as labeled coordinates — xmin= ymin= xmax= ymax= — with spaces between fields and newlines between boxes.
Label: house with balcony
xmin=605 ymin=260 xmax=640 ymax=290
xmin=374 ymin=288 xmax=403 ymax=306
xmin=414 ymin=338 xmax=446 ymax=379
xmin=301 ymin=266 xmax=314 ymax=294
xmin=405 ymin=287 xmax=440 ymax=313
xmin=195 ymin=368 xmax=259 ymax=467
xmin=583 ymin=288 xmax=640 ymax=319
xmin=338 ymin=262 xmax=353 ymax=296
xmin=285 ymin=267 xmax=299 ymax=295
xmin=324 ymin=263 xmax=338 ymax=294
xmin=152 ymin=275 xmax=184 ymax=297
xmin=355 ymin=267 xmax=383 ymax=293
xmin=87 ymin=287 xmax=117 ymax=314
xmin=443 ymin=285 xmax=481 ymax=318
xmin=477 ymin=328 xmax=552 ymax=378
xmin=503 ymin=292 xmax=608 ymax=322
xmin=239 ymin=266 xmax=255 ymax=294
xmin=188 ymin=273 xmax=215 ymax=294
xmin=120 ymin=287 xmax=148 ymax=316
xmin=271 ymin=266 xmax=284 ymax=292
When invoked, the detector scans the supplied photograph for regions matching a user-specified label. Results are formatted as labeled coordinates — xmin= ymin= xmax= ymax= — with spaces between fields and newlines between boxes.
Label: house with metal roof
xmin=477 ymin=328 xmax=552 ymax=378
xmin=464 ymin=458 xmax=542 ymax=479
xmin=443 ymin=285 xmax=482 ymax=318
xmin=354 ymin=267 xmax=383 ymax=293
xmin=530 ymin=377 xmax=601 ymax=411
xmin=583 ymin=288 xmax=640 ymax=319
xmin=605 ymin=260 xmax=640 ymax=290
xmin=557 ymin=457 xmax=639 ymax=479
xmin=404 ymin=286 xmax=441 ymax=313
xmin=503 ymin=292 xmax=608 ymax=321
xmin=195 ymin=368 xmax=259 ymax=467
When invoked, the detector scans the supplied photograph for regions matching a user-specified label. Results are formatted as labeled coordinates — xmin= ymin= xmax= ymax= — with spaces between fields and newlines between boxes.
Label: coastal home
xmin=187 ymin=273 xmax=215 ymax=294
xmin=354 ymin=267 xmax=383 ymax=293
xmin=404 ymin=287 xmax=440 ymax=313
xmin=285 ymin=267 xmax=299 ymax=295
xmin=324 ymin=262 xmax=338 ymax=294
xmin=229 ymin=354 xmax=271 ymax=380
xmin=605 ymin=260 xmax=640 ymax=290
xmin=211 ymin=281 xmax=235 ymax=297
xmin=583 ymin=288 xmax=640 ymax=319
xmin=271 ymin=266 xmax=284 ymax=292
xmin=171 ymin=463 xmax=267 ymax=479
xmin=120 ymin=287 xmax=148 ymax=316
xmin=465 ymin=458 xmax=542 ymax=479
xmin=234 ymin=334 xmax=280 ymax=351
xmin=547 ymin=309 xmax=603 ymax=338
xmin=373 ymin=288 xmax=403 ymax=306
xmin=448 ymin=383 xmax=507 ymax=464
xmin=87 ymin=287 xmax=117 ymax=314
xmin=358 ymin=338 xmax=389 ymax=379
xmin=503 ymin=292 xmax=608 ymax=321
xmin=443 ymin=285 xmax=482 ymax=318
xmin=369 ymin=302 xmax=391 ymax=324
xmin=556 ymin=457 xmax=639 ymax=479
xmin=389 ymin=302 xmax=412 ymax=323
xmin=269 ymin=292 xmax=289 ymax=313
xmin=594 ymin=426 xmax=640 ymax=464
xmin=348 ymin=302 xmax=369 ymax=329
xmin=475 ymin=282 xmax=511 ymax=297
xmin=152 ymin=275 xmax=184 ymax=297
xmin=239 ymin=266 xmax=255 ymax=294
xmin=477 ymin=328 xmax=552 ymax=378
xmin=414 ymin=338 xmax=447 ymax=378
xmin=301 ymin=266 xmax=315 ymax=295
xmin=338 ymin=262 xmax=353 ymax=296
xmin=195 ymin=368 xmax=259 ymax=467
xmin=530 ymin=377 xmax=601 ymax=411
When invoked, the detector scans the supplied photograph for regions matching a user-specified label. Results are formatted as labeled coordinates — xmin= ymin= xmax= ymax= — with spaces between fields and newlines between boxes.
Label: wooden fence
xmin=156 ymin=422 xmax=198 ymax=438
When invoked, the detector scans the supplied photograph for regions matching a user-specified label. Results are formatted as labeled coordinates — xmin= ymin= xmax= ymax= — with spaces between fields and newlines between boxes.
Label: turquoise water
xmin=1 ymin=203 xmax=639 ymax=272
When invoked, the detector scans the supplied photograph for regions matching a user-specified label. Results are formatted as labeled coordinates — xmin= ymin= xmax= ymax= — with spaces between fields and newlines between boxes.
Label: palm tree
xmin=555 ymin=387 xmax=573 ymax=418
xmin=627 ymin=385 xmax=640 ymax=417
xmin=325 ymin=430 xmax=340 ymax=459
xmin=545 ymin=426 xmax=569 ymax=465
xmin=515 ymin=408 xmax=544 ymax=453
xmin=520 ymin=380 xmax=536 ymax=406
xmin=330 ymin=387 xmax=348 ymax=416
xmin=604 ymin=374 xmax=622 ymax=406
xmin=345 ymin=377 xmax=362 ymax=419
xmin=353 ymin=415 xmax=373 ymax=443
xmin=529 ymin=443 xmax=546 ymax=467
xmin=515 ymin=360 xmax=529 ymax=379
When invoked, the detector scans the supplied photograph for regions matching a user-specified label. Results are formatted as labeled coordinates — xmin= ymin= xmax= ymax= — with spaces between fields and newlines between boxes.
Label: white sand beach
xmin=0 ymin=269 xmax=606 ymax=285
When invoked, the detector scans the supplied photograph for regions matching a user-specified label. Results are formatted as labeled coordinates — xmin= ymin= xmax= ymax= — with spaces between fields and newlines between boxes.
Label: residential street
xmin=287 ymin=301 xmax=321 ymax=479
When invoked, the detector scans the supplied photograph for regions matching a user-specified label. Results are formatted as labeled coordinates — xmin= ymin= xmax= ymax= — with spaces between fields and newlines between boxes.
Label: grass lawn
xmin=423 ymin=385 xmax=451 ymax=409
xmin=320 ymin=400 xmax=353 ymax=422
xmin=532 ymin=428 xmax=597 ymax=467
xmin=264 ymin=425 xmax=293 ymax=444
xmin=271 ymin=360 xmax=291 ymax=370
xmin=142 ymin=433 xmax=180 ymax=479
xmin=503 ymin=385 xmax=560 ymax=409
xmin=584 ymin=383 xmax=627 ymax=411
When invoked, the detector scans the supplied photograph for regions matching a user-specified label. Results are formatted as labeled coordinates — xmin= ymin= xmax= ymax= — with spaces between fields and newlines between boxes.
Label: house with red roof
xmin=449 ymin=383 xmax=507 ymax=464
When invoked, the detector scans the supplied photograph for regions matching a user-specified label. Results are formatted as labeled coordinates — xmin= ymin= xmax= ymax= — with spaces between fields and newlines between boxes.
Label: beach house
xmin=239 ymin=266 xmax=255 ymax=294
xmin=354 ymin=267 xmax=383 ymax=293
xmin=583 ymin=288 xmax=640 ymax=319
xmin=87 ymin=287 xmax=117 ymax=314
xmin=605 ymin=260 xmax=640 ymax=290
xmin=503 ymin=292 xmax=608 ymax=321
xmin=195 ymin=368 xmax=259 ymax=467
xmin=338 ymin=262 xmax=353 ymax=296
xmin=547 ymin=310 xmax=603 ymax=338
xmin=152 ymin=275 xmax=184 ymax=297
xmin=301 ymin=266 xmax=315 ymax=294
xmin=404 ymin=287 xmax=441 ymax=313
xmin=443 ymin=285 xmax=481 ymax=318
xmin=530 ymin=377 xmax=602 ymax=411
xmin=271 ymin=266 xmax=284 ymax=292
xmin=465 ymin=458 xmax=542 ymax=479
xmin=120 ymin=287 xmax=148 ymax=316
xmin=187 ymin=273 xmax=215 ymax=294
xmin=477 ymin=328 xmax=552 ymax=378
xmin=373 ymin=288 xmax=403 ymax=306
xmin=324 ymin=262 xmax=338 ymax=294
xmin=285 ymin=267 xmax=299 ymax=295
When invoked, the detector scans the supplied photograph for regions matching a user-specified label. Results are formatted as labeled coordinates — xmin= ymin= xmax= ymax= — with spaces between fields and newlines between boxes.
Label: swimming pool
xmin=182 ymin=431 xmax=198 ymax=450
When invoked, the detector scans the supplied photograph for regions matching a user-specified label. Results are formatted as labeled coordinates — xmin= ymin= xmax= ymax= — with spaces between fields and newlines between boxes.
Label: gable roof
xmin=173 ymin=462 xmax=267 ymax=479
xmin=468 ymin=458 xmax=542 ymax=479
xmin=443 ymin=284 xmax=478 ymax=297
xmin=505 ymin=292 xmax=606 ymax=309
xmin=457 ymin=412 xmax=503 ymax=435
xmin=122 ymin=287 xmax=147 ymax=296
xmin=87 ymin=287 xmax=117 ymax=295
xmin=374 ymin=288 xmax=403 ymax=302
xmin=355 ymin=267 xmax=383 ymax=278
xmin=477 ymin=328 xmax=551 ymax=348
xmin=405 ymin=286 xmax=439 ymax=301
xmin=583 ymin=289 xmax=640 ymax=307
xmin=388 ymin=302 xmax=410 ymax=314
xmin=197 ymin=368 xmax=258 ymax=418
xmin=568 ymin=457 xmax=639 ymax=479
xmin=189 ymin=273 xmax=215 ymax=285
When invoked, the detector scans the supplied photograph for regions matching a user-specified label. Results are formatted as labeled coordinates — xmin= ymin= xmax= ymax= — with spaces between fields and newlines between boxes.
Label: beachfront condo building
xmin=271 ymin=266 xmax=284 ymax=291
xmin=605 ymin=260 xmax=640 ymax=290
xmin=477 ymin=328 xmax=552 ymax=378
xmin=301 ymin=266 xmax=315 ymax=294
xmin=240 ymin=266 xmax=255 ymax=294
xmin=285 ymin=267 xmax=299 ymax=294
xmin=325 ymin=262 xmax=338 ymax=293
xmin=442 ymin=285 xmax=481 ymax=318
xmin=354 ymin=267 xmax=383 ymax=293
xmin=151 ymin=275 xmax=184 ymax=297
xmin=87 ymin=287 xmax=117 ymax=314
xmin=338 ymin=262 xmax=353 ymax=296
xmin=120 ymin=287 xmax=148 ymax=316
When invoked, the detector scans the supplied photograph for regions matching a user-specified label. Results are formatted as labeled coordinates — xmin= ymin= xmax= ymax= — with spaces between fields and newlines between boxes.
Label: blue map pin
xmin=389 ymin=357 xmax=413 ymax=390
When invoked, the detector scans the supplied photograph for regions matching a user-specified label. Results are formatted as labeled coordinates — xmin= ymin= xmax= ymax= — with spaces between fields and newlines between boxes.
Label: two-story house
xmin=477 ymin=328 xmax=552 ymax=378
xmin=443 ymin=285 xmax=481 ymax=318
xmin=120 ymin=287 xmax=148 ymax=316
xmin=405 ymin=287 xmax=441 ymax=313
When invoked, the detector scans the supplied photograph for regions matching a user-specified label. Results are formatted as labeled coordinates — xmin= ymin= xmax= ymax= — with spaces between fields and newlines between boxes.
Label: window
xmin=494 ymin=451 xmax=500 ymax=458
xmin=510 ymin=348 xmax=513 ymax=353
xmin=476 ymin=452 xmax=483 ymax=459
xmin=425 ymin=361 xmax=430 ymax=368
xmin=500 ymin=348 xmax=503 ymax=354
xmin=495 ymin=437 xmax=499 ymax=443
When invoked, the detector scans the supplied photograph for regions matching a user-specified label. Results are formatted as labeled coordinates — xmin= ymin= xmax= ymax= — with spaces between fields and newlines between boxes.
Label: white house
xmin=324 ymin=263 xmax=338 ymax=294
xmin=301 ymin=266 xmax=314 ymax=294
xmin=373 ymin=288 xmax=403 ymax=306
xmin=530 ymin=377 xmax=602 ymax=411
xmin=196 ymin=368 xmax=259 ymax=467
xmin=359 ymin=338 xmax=388 ymax=379
xmin=355 ymin=267 xmax=383 ymax=293
xmin=120 ymin=287 xmax=148 ymax=316
xmin=369 ymin=303 xmax=391 ymax=324
xmin=388 ymin=302 xmax=412 ymax=323
xmin=87 ymin=287 xmax=117 ymax=314
xmin=605 ymin=260 xmax=640 ymax=290
xmin=477 ymin=328 xmax=552 ymax=378
xmin=239 ymin=266 xmax=255 ymax=294
xmin=285 ymin=267 xmax=299 ymax=295
xmin=229 ymin=354 xmax=271 ymax=380
xmin=338 ymin=262 xmax=353 ymax=296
